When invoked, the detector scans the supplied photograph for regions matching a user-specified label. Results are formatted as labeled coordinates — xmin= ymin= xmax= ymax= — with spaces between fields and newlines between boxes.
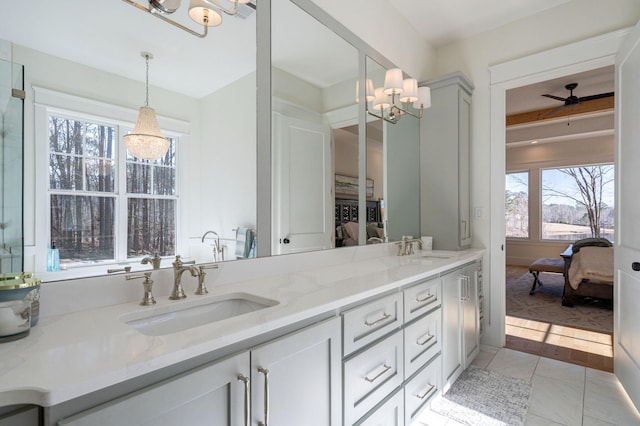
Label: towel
xmin=568 ymin=246 xmax=614 ymax=289
xmin=235 ymin=228 xmax=255 ymax=259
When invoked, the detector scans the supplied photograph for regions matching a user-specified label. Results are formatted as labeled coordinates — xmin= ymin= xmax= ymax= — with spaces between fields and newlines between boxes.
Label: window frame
xmin=539 ymin=162 xmax=615 ymax=242
xmin=33 ymin=87 xmax=189 ymax=279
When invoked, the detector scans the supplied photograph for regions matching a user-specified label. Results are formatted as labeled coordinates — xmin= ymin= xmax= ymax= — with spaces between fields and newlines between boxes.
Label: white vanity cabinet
xmin=420 ymin=71 xmax=474 ymax=251
xmin=58 ymin=351 xmax=251 ymax=426
xmin=441 ymin=261 xmax=481 ymax=392
xmin=344 ymin=275 xmax=446 ymax=426
xmin=57 ymin=317 xmax=341 ymax=426
xmin=250 ymin=316 xmax=342 ymax=426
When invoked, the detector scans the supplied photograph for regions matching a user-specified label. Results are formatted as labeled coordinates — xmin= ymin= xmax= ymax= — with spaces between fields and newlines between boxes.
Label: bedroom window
xmin=541 ymin=164 xmax=614 ymax=241
xmin=48 ymin=112 xmax=177 ymax=267
xmin=505 ymin=171 xmax=529 ymax=238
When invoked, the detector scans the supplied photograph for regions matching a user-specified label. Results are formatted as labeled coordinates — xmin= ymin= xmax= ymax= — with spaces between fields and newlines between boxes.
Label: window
xmin=505 ymin=172 xmax=529 ymax=238
xmin=541 ymin=165 xmax=614 ymax=241
xmin=48 ymin=113 xmax=177 ymax=267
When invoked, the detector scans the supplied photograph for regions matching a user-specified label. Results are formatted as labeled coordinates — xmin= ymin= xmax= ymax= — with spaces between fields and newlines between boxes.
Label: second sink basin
xmin=121 ymin=292 xmax=279 ymax=336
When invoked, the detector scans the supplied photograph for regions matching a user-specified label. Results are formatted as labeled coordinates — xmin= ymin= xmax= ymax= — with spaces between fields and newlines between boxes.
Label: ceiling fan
xmin=541 ymin=83 xmax=614 ymax=116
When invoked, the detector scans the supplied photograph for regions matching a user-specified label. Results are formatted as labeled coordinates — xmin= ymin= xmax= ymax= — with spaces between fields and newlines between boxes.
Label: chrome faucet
xmin=141 ymin=252 xmax=162 ymax=269
xmin=396 ymin=236 xmax=423 ymax=256
xmin=201 ymin=230 xmax=225 ymax=262
xmin=170 ymin=255 xmax=199 ymax=300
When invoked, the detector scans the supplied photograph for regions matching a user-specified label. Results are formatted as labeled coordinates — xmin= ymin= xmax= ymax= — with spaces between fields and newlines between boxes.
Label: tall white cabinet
xmin=420 ymin=72 xmax=474 ymax=251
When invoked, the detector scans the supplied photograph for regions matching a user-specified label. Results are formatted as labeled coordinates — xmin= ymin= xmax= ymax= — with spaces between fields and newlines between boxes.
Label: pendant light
xmin=124 ymin=52 xmax=169 ymax=161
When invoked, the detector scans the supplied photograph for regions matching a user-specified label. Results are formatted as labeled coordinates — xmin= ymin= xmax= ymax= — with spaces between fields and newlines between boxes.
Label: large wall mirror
xmin=0 ymin=0 xmax=422 ymax=279
xmin=271 ymin=0 xmax=360 ymax=255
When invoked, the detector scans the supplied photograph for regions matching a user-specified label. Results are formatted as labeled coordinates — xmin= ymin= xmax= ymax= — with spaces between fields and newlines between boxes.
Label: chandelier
xmin=359 ymin=68 xmax=431 ymax=124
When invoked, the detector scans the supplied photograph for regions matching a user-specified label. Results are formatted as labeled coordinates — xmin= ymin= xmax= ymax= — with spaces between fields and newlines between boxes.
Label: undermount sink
xmin=121 ymin=293 xmax=279 ymax=336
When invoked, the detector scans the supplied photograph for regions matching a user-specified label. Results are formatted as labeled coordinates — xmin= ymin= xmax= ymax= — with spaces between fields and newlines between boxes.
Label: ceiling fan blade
xmin=577 ymin=92 xmax=614 ymax=102
xmin=544 ymin=103 xmax=579 ymax=117
xmin=541 ymin=94 xmax=567 ymax=102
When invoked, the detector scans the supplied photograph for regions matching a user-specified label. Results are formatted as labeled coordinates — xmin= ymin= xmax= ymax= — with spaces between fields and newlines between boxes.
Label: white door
xmin=614 ymin=19 xmax=640 ymax=412
xmin=272 ymin=113 xmax=332 ymax=255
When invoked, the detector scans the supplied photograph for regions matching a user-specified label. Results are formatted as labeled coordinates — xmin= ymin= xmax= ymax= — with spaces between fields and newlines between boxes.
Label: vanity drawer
xmin=404 ymin=308 xmax=441 ymax=378
xmin=404 ymin=276 xmax=441 ymax=323
xmin=344 ymin=331 xmax=404 ymax=425
xmin=404 ymin=356 xmax=441 ymax=425
xmin=354 ymin=388 xmax=404 ymax=426
xmin=343 ymin=292 xmax=402 ymax=355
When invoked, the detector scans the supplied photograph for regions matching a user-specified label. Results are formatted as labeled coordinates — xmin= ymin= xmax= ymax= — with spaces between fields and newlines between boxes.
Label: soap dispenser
xmin=47 ymin=241 xmax=60 ymax=272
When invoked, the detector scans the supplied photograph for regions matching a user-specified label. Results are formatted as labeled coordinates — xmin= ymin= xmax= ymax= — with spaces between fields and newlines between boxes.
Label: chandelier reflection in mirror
xmin=124 ymin=52 xmax=170 ymax=161
xmin=121 ymin=0 xmax=255 ymax=38
xmin=358 ymin=68 xmax=431 ymax=124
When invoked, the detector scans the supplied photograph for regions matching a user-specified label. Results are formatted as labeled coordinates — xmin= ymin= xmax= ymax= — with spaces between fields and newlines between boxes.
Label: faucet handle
xmin=126 ymin=272 xmax=156 ymax=306
xmin=107 ymin=266 xmax=132 ymax=273
xmin=195 ymin=264 xmax=219 ymax=295
xmin=174 ymin=255 xmax=196 ymax=266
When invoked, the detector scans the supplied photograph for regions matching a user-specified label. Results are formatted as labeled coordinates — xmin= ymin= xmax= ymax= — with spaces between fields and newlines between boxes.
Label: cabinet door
xmin=251 ymin=317 xmax=342 ymax=426
xmin=58 ymin=352 xmax=250 ymax=426
xmin=462 ymin=263 xmax=480 ymax=368
xmin=441 ymin=270 xmax=462 ymax=392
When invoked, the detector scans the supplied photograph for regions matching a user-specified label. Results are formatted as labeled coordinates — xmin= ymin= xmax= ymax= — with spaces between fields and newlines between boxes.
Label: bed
xmin=334 ymin=198 xmax=383 ymax=247
xmin=562 ymin=238 xmax=614 ymax=307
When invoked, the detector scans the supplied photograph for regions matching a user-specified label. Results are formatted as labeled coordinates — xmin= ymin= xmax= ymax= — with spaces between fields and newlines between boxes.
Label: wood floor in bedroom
xmin=505 ymin=265 xmax=614 ymax=372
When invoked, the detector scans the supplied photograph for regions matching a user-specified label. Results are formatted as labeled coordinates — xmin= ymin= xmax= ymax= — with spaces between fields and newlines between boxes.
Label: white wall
xmin=333 ymin=128 xmax=383 ymax=201
xmin=195 ymin=72 xmax=257 ymax=248
xmin=310 ymin=0 xmax=436 ymax=80
xmin=433 ymin=0 xmax=640 ymax=346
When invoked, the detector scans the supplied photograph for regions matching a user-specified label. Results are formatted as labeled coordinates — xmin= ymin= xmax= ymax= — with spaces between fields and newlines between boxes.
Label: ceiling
xmin=0 ymin=0 xmax=579 ymax=99
xmin=506 ymin=65 xmax=615 ymax=115
xmin=387 ymin=0 xmax=571 ymax=48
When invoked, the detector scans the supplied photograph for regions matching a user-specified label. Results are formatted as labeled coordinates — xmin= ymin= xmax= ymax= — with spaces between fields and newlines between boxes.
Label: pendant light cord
xmin=144 ymin=53 xmax=150 ymax=107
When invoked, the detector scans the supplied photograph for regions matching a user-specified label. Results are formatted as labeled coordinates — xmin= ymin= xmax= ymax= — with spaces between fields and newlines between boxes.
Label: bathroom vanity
xmin=0 ymin=246 xmax=483 ymax=425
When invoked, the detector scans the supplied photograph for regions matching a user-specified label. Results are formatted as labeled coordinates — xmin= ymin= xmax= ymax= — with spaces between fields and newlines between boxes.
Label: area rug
xmin=431 ymin=366 xmax=532 ymax=426
xmin=506 ymin=271 xmax=613 ymax=333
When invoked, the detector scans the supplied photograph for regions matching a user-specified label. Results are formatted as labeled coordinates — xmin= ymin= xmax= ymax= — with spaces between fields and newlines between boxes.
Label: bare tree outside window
xmin=541 ymin=165 xmax=614 ymax=241
xmin=505 ymin=172 xmax=529 ymax=238
xmin=48 ymin=114 xmax=177 ymax=266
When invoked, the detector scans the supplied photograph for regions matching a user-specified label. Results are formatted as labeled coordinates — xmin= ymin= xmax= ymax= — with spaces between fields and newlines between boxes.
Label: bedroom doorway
xmin=503 ymin=66 xmax=615 ymax=371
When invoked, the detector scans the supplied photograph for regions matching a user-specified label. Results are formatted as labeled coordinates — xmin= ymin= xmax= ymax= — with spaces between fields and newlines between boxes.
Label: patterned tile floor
xmin=417 ymin=346 xmax=640 ymax=426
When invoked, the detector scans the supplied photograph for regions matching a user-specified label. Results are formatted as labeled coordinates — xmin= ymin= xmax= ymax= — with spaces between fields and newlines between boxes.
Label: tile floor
xmin=417 ymin=346 xmax=640 ymax=426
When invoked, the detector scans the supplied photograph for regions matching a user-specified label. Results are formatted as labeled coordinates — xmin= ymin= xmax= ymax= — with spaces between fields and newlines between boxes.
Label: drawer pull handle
xmin=416 ymin=333 xmax=435 ymax=346
xmin=257 ymin=367 xmax=269 ymax=426
xmin=364 ymin=312 xmax=391 ymax=327
xmin=417 ymin=383 xmax=436 ymax=400
xmin=237 ymin=374 xmax=250 ymax=426
xmin=416 ymin=292 xmax=435 ymax=303
xmin=365 ymin=363 xmax=392 ymax=383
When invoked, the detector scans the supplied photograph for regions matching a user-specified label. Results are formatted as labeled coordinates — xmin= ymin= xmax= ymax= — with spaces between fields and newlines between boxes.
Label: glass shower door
xmin=0 ymin=58 xmax=24 ymax=272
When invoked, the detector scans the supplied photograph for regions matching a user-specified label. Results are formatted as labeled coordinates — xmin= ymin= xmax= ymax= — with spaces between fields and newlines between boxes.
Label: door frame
xmin=487 ymin=29 xmax=631 ymax=348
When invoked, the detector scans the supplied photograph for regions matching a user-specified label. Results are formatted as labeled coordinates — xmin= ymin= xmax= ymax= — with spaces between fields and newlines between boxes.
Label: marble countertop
xmin=0 ymin=248 xmax=483 ymax=408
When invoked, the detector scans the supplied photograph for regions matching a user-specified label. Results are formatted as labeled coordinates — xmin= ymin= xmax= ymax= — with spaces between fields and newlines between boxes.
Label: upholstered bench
xmin=528 ymin=257 xmax=565 ymax=295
